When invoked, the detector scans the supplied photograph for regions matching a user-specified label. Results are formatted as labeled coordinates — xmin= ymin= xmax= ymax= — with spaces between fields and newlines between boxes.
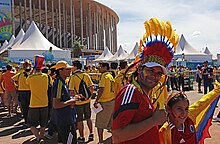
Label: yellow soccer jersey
xmin=68 ymin=71 xmax=93 ymax=105
xmin=91 ymin=68 xmax=98 ymax=80
xmin=12 ymin=70 xmax=30 ymax=91
xmin=98 ymin=72 xmax=115 ymax=102
xmin=114 ymin=69 xmax=126 ymax=96
xmin=27 ymin=73 xmax=49 ymax=108
xmin=149 ymin=75 xmax=168 ymax=109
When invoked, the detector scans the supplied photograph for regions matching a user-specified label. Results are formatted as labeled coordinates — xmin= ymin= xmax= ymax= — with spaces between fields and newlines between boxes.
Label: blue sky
xmin=96 ymin=0 xmax=220 ymax=56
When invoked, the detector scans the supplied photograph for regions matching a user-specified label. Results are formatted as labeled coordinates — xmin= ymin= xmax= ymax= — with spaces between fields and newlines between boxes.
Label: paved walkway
xmin=0 ymin=83 xmax=220 ymax=144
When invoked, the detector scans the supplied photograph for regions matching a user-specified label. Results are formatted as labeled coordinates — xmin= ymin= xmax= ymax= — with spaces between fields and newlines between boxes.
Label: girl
xmin=159 ymin=81 xmax=220 ymax=144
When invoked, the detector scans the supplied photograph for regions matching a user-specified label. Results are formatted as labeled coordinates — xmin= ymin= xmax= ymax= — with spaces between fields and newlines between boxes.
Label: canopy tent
xmin=0 ymin=40 xmax=8 ymax=53
xmin=174 ymin=34 xmax=212 ymax=62
xmin=203 ymin=47 xmax=212 ymax=55
xmin=108 ymin=45 xmax=128 ymax=61
xmin=0 ymin=35 xmax=15 ymax=54
xmin=126 ymin=42 xmax=139 ymax=60
xmin=94 ymin=47 xmax=113 ymax=62
xmin=9 ymin=21 xmax=71 ymax=63
xmin=11 ymin=29 xmax=25 ymax=48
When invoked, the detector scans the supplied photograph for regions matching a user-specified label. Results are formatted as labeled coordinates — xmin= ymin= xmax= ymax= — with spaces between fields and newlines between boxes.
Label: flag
xmin=196 ymin=96 xmax=220 ymax=144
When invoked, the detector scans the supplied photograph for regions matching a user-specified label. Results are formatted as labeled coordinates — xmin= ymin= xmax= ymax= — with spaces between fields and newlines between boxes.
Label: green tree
xmin=71 ymin=40 xmax=84 ymax=58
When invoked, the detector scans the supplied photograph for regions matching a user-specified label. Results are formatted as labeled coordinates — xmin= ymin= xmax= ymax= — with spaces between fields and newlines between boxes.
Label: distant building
xmin=11 ymin=0 xmax=119 ymax=53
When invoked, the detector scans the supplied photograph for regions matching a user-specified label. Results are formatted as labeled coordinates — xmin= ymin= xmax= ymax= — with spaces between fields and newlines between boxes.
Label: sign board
xmin=0 ymin=0 xmax=12 ymax=41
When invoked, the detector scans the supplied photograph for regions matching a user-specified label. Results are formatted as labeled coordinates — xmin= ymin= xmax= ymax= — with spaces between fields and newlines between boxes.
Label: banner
xmin=0 ymin=0 xmax=12 ymax=41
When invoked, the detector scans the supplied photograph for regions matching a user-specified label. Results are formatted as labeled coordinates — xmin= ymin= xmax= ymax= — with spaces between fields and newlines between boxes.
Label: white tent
xmin=9 ymin=21 xmax=71 ymax=63
xmin=0 ymin=40 xmax=8 ymax=53
xmin=11 ymin=29 xmax=25 ymax=48
xmin=94 ymin=47 xmax=113 ymax=62
xmin=174 ymin=34 xmax=212 ymax=62
xmin=108 ymin=45 xmax=128 ymax=61
xmin=0 ymin=35 xmax=15 ymax=54
xmin=203 ymin=47 xmax=212 ymax=55
xmin=126 ymin=42 xmax=139 ymax=60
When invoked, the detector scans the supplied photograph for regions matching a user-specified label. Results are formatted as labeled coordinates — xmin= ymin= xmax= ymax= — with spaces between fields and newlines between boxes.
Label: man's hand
xmin=93 ymin=101 xmax=98 ymax=108
xmin=152 ymin=103 xmax=167 ymax=126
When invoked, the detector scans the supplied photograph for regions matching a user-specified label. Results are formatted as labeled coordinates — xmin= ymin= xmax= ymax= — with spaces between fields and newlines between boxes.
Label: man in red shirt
xmin=112 ymin=18 xmax=179 ymax=144
xmin=0 ymin=64 xmax=17 ymax=117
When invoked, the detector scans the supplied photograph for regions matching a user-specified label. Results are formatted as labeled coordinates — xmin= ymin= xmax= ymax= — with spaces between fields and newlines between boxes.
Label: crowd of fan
xmin=0 ymin=58 xmax=219 ymax=144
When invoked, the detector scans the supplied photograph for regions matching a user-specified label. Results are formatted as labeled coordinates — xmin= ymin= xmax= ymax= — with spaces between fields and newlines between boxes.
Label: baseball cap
xmin=55 ymin=61 xmax=72 ymax=70
xmin=142 ymin=62 xmax=167 ymax=74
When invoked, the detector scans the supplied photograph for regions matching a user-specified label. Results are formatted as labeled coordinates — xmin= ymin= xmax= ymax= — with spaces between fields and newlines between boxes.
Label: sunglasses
xmin=142 ymin=67 xmax=163 ymax=79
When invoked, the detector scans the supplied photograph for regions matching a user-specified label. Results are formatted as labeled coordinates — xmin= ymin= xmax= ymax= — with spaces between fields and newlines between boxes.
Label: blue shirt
xmin=52 ymin=77 xmax=76 ymax=126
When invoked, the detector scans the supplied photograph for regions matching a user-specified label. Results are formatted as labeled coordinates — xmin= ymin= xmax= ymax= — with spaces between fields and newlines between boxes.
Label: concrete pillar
xmin=39 ymin=0 xmax=42 ymax=30
xmin=52 ymin=0 xmax=55 ymax=44
xmin=45 ymin=0 xmax=48 ymax=38
xmin=80 ymin=0 xmax=83 ymax=44
xmin=24 ymin=0 xmax=27 ymax=30
xmin=29 ymin=0 xmax=32 ymax=21
xmin=70 ymin=0 xmax=73 ymax=47
xmin=58 ymin=0 xmax=62 ymax=47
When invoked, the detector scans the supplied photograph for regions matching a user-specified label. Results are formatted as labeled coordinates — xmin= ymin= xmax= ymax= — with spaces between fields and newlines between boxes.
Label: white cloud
xmin=96 ymin=0 xmax=220 ymax=55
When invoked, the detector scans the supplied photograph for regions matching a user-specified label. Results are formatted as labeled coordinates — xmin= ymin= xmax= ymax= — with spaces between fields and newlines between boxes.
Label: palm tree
xmin=71 ymin=40 xmax=84 ymax=58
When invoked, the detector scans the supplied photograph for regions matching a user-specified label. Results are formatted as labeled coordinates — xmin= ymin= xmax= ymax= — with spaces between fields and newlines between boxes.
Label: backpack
xmin=74 ymin=74 xmax=91 ymax=100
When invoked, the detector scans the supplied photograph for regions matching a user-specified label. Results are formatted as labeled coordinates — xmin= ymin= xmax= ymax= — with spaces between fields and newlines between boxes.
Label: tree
xmin=71 ymin=40 xmax=84 ymax=58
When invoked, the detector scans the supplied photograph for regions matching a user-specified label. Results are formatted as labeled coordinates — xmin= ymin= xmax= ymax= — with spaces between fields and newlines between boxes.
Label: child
xmin=159 ymin=81 xmax=220 ymax=144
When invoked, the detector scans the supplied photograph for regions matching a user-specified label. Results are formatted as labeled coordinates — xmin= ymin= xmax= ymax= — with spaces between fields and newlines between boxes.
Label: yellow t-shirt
xmin=114 ymin=69 xmax=127 ymax=96
xmin=27 ymin=73 xmax=49 ymax=108
xmin=68 ymin=71 xmax=93 ymax=105
xmin=12 ymin=70 xmax=30 ymax=91
xmin=98 ymin=72 xmax=115 ymax=102
xmin=90 ymin=68 xmax=99 ymax=80
xmin=149 ymin=75 xmax=168 ymax=109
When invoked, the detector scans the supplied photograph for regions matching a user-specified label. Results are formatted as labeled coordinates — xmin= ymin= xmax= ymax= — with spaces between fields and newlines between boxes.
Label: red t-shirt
xmin=0 ymin=71 xmax=16 ymax=92
xmin=113 ymin=83 xmax=160 ymax=144
xmin=170 ymin=117 xmax=196 ymax=144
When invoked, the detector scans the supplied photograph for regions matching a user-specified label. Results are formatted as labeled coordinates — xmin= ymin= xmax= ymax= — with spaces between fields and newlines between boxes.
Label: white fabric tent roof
xmin=13 ymin=21 xmax=63 ymax=51
xmin=108 ymin=45 xmax=128 ymax=61
xmin=0 ymin=40 xmax=8 ymax=53
xmin=0 ymin=35 xmax=15 ymax=54
xmin=203 ymin=47 xmax=212 ymax=55
xmin=11 ymin=29 xmax=25 ymax=48
xmin=9 ymin=21 xmax=71 ymax=62
xmin=126 ymin=42 xmax=139 ymax=60
xmin=176 ymin=34 xmax=201 ymax=54
xmin=174 ymin=34 xmax=212 ymax=62
xmin=94 ymin=47 xmax=113 ymax=61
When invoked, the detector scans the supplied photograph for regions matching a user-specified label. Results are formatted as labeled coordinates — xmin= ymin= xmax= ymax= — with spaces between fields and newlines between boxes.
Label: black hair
xmin=119 ymin=61 xmax=127 ymax=69
xmin=42 ymin=67 xmax=49 ymax=73
xmin=55 ymin=68 xmax=64 ymax=77
xmin=111 ymin=62 xmax=118 ymax=69
xmin=72 ymin=60 xmax=82 ymax=69
xmin=6 ymin=64 xmax=12 ymax=70
xmin=167 ymin=93 xmax=189 ymax=108
xmin=102 ymin=63 xmax=110 ymax=70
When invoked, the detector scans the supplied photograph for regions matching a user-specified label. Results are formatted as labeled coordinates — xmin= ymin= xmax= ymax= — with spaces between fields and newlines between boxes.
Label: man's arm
xmin=112 ymin=104 xmax=167 ymax=143
xmin=53 ymin=97 xmax=77 ymax=109
xmin=93 ymin=87 xmax=104 ymax=108
xmin=0 ymin=76 xmax=5 ymax=92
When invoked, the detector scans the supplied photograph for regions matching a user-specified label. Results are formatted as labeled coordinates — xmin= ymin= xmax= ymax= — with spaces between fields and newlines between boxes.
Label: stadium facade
xmin=9 ymin=0 xmax=119 ymax=53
